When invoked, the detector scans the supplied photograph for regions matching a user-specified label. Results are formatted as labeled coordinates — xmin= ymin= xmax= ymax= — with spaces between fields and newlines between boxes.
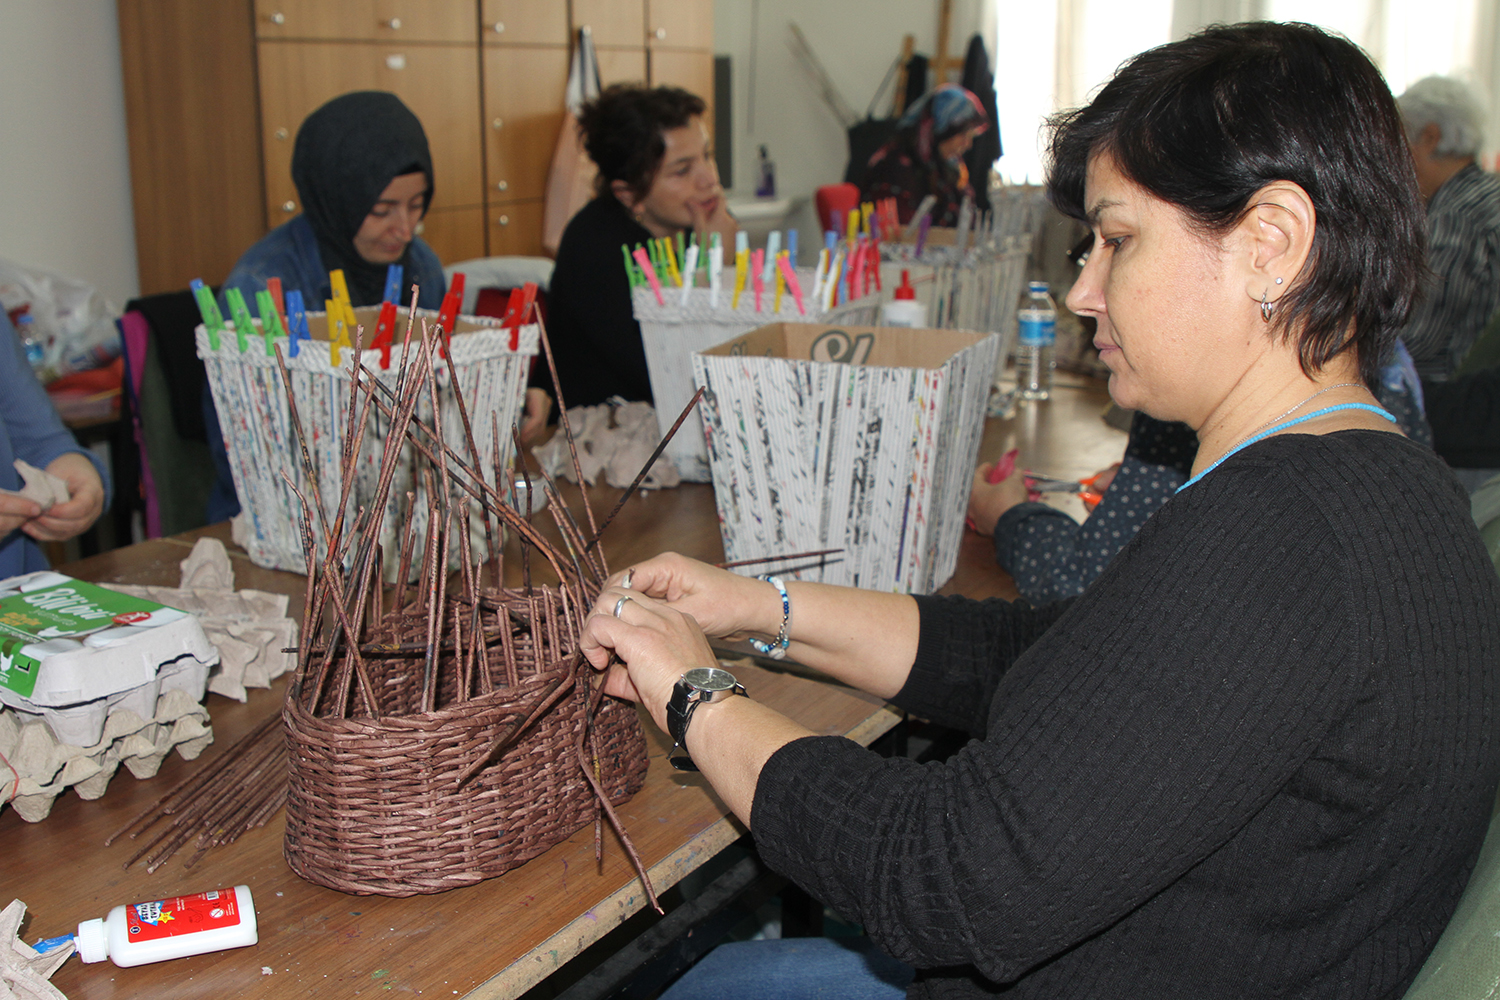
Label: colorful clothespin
xmin=777 ymin=253 xmax=805 ymax=315
xmin=621 ymin=244 xmax=641 ymax=287
xmin=845 ymin=209 xmax=859 ymax=249
xmin=663 ymin=235 xmax=682 ymax=288
xmin=860 ymin=202 xmax=874 ymax=236
xmin=325 ymin=298 xmax=349 ymax=367
xmin=285 ymin=289 xmax=308 ymax=357
xmin=382 ymin=263 xmax=404 ymax=304
xmin=500 ymin=282 xmax=537 ymax=350
xmin=372 ymin=300 xmax=399 ymax=368
xmin=732 ymin=247 xmax=749 ymax=309
xmin=254 ymin=289 xmax=285 ymax=355
xmin=266 ymin=277 xmax=287 ymax=325
xmin=675 ymin=231 xmax=686 ymax=281
xmin=224 ymin=287 xmax=256 ymax=353
xmin=773 ymin=250 xmax=786 ymax=312
xmin=763 ymin=232 xmax=781 ymax=285
xmin=189 ymin=278 xmax=225 ymax=350
xmin=680 ymin=242 xmax=700 ymax=306
xmin=632 ymin=247 xmax=665 ymax=306
xmin=750 ymin=249 xmax=764 ymax=312
xmin=708 ymin=233 xmax=723 ymax=308
xmin=787 ymin=229 xmax=799 ymax=268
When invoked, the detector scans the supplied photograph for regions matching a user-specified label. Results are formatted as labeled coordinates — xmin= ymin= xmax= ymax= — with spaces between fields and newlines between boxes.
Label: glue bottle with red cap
xmin=73 ymin=885 xmax=258 ymax=968
xmin=882 ymin=270 xmax=926 ymax=328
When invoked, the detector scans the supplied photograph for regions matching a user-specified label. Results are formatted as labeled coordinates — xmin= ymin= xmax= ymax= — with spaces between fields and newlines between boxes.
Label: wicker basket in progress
xmin=283 ymin=588 xmax=647 ymax=896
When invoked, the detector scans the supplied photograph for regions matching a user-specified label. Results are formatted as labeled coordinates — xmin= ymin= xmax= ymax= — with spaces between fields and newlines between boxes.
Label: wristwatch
xmin=666 ymin=666 xmax=747 ymax=771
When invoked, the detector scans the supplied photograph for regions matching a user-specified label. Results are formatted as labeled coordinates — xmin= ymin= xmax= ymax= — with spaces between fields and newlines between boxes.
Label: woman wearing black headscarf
xmin=205 ymin=91 xmax=446 ymax=521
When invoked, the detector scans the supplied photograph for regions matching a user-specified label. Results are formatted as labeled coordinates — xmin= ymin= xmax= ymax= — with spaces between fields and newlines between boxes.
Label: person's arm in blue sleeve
xmin=0 ymin=309 xmax=107 ymax=543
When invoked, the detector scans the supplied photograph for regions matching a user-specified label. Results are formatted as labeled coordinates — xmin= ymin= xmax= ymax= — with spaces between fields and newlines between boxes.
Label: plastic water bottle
xmin=1016 ymin=281 xmax=1056 ymax=400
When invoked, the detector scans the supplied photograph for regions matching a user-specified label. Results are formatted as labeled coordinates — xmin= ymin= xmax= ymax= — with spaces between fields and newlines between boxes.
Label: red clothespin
xmin=501 ymin=282 xmax=538 ymax=351
xmin=266 ymin=277 xmax=288 ymax=329
xmin=372 ymin=300 xmax=398 ymax=368
xmin=869 ymin=240 xmax=883 ymax=292
xmin=435 ymin=292 xmax=462 ymax=360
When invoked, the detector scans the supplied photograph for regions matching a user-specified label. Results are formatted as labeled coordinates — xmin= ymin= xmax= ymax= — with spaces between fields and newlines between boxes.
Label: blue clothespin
xmin=787 ymin=229 xmax=799 ymax=268
xmin=285 ymin=289 xmax=309 ymax=357
xmin=382 ymin=263 xmax=404 ymax=304
xmin=825 ymin=230 xmax=838 ymax=253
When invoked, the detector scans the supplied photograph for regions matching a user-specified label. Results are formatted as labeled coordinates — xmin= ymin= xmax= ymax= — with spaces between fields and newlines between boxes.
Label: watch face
xmin=683 ymin=666 xmax=738 ymax=692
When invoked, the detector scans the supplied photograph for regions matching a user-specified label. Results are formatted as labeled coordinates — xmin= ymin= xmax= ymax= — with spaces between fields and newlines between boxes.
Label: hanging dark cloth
xmin=961 ymin=34 xmax=1002 ymax=212
xmin=902 ymin=54 xmax=930 ymax=113
xmin=291 ymin=91 xmax=435 ymax=306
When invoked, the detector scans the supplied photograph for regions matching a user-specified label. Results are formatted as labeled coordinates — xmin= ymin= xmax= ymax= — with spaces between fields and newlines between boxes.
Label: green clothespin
xmin=189 ymin=278 xmax=225 ymax=350
xmin=676 ymin=231 xmax=686 ymax=276
xmin=621 ymin=244 xmax=640 ymax=288
xmin=224 ymin=287 xmax=256 ymax=353
xmin=255 ymin=289 xmax=286 ymax=355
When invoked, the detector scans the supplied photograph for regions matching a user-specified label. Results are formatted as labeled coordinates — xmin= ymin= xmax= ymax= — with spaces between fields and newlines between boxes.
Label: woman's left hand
xmin=967 ymin=460 xmax=1029 ymax=536
xmin=581 ymin=587 xmax=721 ymax=733
xmin=688 ymin=187 xmax=738 ymax=246
xmin=24 ymin=453 xmax=104 ymax=543
xmin=518 ymin=388 xmax=552 ymax=446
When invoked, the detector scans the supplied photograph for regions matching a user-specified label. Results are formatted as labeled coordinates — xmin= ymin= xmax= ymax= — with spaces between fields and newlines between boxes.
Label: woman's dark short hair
xmin=579 ymin=84 xmax=707 ymax=200
xmin=1048 ymin=22 xmax=1425 ymax=385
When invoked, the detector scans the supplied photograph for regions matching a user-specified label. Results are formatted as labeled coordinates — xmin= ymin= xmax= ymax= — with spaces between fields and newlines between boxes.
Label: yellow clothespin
xmin=861 ymin=202 xmax=874 ymax=235
xmin=326 ymin=298 xmax=348 ymax=367
xmin=845 ymin=209 xmax=859 ymax=248
xmin=662 ymin=236 xmax=681 ymax=288
xmin=732 ymin=248 xmax=749 ymax=309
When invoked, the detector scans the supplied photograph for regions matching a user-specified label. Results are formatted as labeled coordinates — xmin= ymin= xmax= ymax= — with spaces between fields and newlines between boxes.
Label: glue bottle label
xmin=129 ymin=889 xmax=244 ymax=942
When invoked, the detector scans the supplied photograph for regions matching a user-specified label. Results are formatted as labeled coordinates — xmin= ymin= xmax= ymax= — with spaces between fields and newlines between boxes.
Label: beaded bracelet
xmin=748 ymin=575 xmax=791 ymax=659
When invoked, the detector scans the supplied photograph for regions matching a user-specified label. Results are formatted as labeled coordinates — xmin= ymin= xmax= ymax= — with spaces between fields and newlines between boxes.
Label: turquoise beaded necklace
xmin=1176 ymin=402 xmax=1396 ymax=493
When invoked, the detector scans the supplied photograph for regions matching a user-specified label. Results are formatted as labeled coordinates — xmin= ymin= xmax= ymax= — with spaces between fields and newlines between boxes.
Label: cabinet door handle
xmin=492 ymin=21 xmax=505 ymax=33
xmin=654 ymin=27 xmax=667 ymax=40
xmin=282 ymin=200 xmax=297 ymax=213
xmin=386 ymin=53 xmax=407 ymax=70
xmin=495 ymin=180 xmax=508 ymax=192
xmin=274 ymin=127 xmax=289 ymax=140
xmin=496 ymin=215 xmax=510 ymax=226
xmin=384 ymin=17 xmax=402 ymax=29
xmin=268 ymin=11 xmax=285 ymax=25
xmin=492 ymin=118 xmax=504 ymax=130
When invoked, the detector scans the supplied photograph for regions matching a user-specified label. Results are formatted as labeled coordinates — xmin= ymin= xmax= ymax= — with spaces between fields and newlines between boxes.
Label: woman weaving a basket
xmin=581 ymin=22 xmax=1500 ymax=999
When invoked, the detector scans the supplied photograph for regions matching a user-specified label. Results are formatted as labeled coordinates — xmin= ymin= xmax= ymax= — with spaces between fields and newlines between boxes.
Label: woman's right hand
xmin=604 ymin=553 xmax=781 ymax=643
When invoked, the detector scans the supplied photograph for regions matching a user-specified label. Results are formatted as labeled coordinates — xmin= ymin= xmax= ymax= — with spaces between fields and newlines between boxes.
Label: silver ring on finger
xmin=613 ymin=595 xmax=633 ymax=619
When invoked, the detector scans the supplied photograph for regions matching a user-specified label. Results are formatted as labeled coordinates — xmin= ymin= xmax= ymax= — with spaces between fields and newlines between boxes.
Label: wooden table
xmin=1 ymin=380 xmax=1124 ymax=999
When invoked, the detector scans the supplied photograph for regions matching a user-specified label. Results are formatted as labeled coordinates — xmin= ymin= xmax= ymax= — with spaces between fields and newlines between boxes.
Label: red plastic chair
xmin=815 ymin=183 xmax=861 ymax=234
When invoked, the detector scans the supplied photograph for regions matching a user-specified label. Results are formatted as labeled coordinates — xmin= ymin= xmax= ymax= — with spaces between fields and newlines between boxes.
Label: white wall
xmin=0 ymin=0 xmax=138 ymax=307
xmin=715 ymin=0 xmax=985 ymax=252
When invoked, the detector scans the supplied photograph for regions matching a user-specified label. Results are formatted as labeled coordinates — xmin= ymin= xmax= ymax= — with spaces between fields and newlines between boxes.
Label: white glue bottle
xmin=882 ymin=270 xmax=926 ymax=328
xmin=75 ymin=885 xmax=257 ymax=968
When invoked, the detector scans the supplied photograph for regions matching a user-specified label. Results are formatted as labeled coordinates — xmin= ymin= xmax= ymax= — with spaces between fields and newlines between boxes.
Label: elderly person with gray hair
xmin=1397 ymin=75 xmax=1500 ymax=380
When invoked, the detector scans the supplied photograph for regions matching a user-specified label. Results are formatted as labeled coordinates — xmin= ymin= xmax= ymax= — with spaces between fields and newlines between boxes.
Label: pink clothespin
xmin=750 ymin=249 xmax=764 ymax=312
xmin=776 ymin=255 xmax=805 ymax=315
xmin=632 ymin=247 xmax=665 ymax=305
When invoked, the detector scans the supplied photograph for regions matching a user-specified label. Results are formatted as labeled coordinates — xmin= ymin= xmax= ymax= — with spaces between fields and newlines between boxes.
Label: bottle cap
xmin=76 ymin=919 xmax=107 ymax=963
xmin=1027 ymin=280 xmax=1049 ymax=293
xmin=895 ymin=270 xmax=916 ymax=300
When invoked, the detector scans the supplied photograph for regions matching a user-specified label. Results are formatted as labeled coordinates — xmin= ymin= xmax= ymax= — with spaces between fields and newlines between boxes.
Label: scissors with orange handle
xmin=1022 ymin=471 xmax=1109 ymax=512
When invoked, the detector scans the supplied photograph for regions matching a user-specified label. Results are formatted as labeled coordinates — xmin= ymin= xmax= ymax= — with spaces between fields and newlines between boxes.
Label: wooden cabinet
xmin=256 ymin=42 xmax=484 ymax=223
xmin=119 ymin=0 xmax=712 ymax=294
xmin=253 ymin=0 xmax=476 ymax=43
xmin=480 ymin=0 xmax=568 ymax=46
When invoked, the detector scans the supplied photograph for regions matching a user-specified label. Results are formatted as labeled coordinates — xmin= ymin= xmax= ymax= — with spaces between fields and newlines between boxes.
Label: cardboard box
xmin=693 ymin=322 xmax=1000 ymax=594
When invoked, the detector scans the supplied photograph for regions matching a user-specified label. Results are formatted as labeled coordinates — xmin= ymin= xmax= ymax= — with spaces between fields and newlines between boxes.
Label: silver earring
xmin=1275 ymin=277 xmax=1283 ymax=284
xmin=1260 ymin=292 xmax=1274 ymax=323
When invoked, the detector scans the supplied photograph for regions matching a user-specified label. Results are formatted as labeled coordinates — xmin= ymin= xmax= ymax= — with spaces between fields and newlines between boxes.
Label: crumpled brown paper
xmin=0 ymin=900 xmax=71 ymax=1000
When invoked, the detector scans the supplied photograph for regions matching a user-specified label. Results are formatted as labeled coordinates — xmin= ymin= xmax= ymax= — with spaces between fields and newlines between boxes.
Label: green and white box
xmin=0 ymin=572 xmax=218 ymax=745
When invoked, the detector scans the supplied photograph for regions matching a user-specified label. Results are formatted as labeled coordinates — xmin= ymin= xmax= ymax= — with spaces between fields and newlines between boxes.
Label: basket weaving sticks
xmin=274 ymin=298 xmax=655 ymax=900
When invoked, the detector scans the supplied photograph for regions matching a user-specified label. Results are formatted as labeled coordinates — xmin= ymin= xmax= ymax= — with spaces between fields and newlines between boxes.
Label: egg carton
xmin=0 ymin=686 xmax=213 ymax=822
